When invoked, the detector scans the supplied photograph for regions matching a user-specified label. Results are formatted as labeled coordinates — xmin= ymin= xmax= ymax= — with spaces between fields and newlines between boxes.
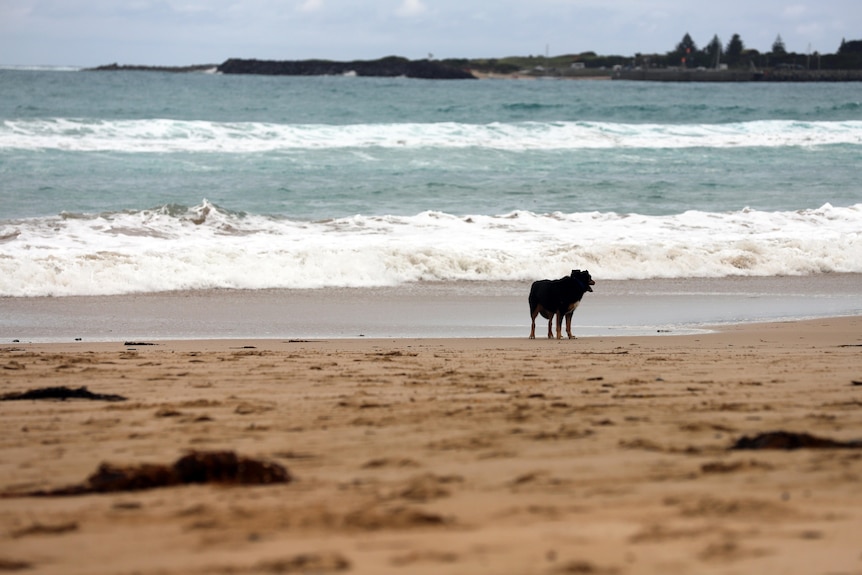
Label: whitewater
xmin=3 ymin=118 xmax=862 ymax=152
xmin=1 ymin=70 xmax=861 ymax=301
xmin=0 ymin=200 xmax=860 ymax=297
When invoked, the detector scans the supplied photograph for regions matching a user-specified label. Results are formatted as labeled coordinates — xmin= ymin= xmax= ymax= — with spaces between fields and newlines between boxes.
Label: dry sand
xmin=1 ymin=316 xmax=861 ymax=575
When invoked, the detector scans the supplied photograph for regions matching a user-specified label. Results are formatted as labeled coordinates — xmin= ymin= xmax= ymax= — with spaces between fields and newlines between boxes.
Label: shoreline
xmin=2 ymin=316 xmax=861 ymax=574
xmin=3 ymin=275 xmax=860 ymax=343
xmin=5 ymin=313 xmax=861 ymax=352
xmin=76 ymin=64 xmax=862 ymax=82
xmin=5 ymin=311 xmax=862 ymax=352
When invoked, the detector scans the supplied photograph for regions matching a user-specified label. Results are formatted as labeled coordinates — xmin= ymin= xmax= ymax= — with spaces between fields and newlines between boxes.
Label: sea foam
xmin=1 ymin=201 xmax=859 ymax=297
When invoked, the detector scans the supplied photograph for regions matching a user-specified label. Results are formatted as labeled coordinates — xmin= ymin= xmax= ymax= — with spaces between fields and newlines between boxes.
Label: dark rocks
xmin=731 ymin=431 xmax=862 ymax=450
xmin=216 ymin=56 xmax=476 ymax=79
xmin=6 ymin=451 xmax=291 ymax=496
xmin=1 ymin=386 xmax=127 ymax=402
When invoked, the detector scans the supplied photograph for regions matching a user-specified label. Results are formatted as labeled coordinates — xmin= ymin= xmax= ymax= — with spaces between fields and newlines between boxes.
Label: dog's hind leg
xmin=565 ymin=311 xmax=575 ymax=339
xmin=554 ymin=314 xmax=564 ymax=340
xmin=529 ymin=307 xmax=538 ymax=339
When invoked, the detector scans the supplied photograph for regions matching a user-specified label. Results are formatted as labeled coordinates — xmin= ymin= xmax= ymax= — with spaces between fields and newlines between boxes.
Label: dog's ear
xmin=571 ymin=269 xmax=579 ymax=276
xmin=581 ymin=270 xmax=594 ymax=291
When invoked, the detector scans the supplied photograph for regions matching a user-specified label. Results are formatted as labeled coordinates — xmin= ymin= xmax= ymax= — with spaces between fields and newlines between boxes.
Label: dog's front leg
xmin=555 ymin=314 xmax=564 ymax=340
xmin=565 ymin=312 xmax=575 ymax=339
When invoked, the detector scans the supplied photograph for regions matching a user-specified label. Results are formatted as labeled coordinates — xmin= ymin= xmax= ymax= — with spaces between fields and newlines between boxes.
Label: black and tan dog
xmin=529 ymin=269 xmax=595 ymax=339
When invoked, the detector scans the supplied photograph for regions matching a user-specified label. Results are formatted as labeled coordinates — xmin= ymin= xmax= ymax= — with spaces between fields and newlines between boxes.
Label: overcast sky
xmin=1 ymin=0 xmax=858 ymax=67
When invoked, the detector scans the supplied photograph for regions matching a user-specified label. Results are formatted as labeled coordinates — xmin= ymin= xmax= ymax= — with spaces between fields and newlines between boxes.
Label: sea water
xmin=1 ymin=68 xmax=860 ymax=338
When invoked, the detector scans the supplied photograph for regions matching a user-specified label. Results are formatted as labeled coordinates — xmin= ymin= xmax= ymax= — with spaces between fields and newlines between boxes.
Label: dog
xmin=529 ymin=269 xmax=595 ymax=339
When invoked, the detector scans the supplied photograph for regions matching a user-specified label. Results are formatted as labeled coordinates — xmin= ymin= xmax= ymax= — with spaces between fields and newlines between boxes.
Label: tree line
xmin=644 ymin=33 xmax=862 ymax=70
xmin=450 ymin=36 xmax=862 ymax=76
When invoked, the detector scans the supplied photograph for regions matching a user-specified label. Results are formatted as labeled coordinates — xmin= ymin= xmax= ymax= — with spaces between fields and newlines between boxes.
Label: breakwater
xmin=614 ymin=69 xmax=862 ymax=82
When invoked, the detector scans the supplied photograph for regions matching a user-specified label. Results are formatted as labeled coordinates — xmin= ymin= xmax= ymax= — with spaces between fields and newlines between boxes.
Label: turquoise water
xmin=1 ymin=69 xmax=860 ymax=298
xmin=3 ymin=71 xmax=861 ymax=219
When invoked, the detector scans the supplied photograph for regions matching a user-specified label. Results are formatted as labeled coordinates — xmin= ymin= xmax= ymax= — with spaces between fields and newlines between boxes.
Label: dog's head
xmin=571 ymin=269 xmax=595 ymax=292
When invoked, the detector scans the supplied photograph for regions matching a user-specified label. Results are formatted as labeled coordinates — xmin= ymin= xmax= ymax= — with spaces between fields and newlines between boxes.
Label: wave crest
xmin=1 ymin=201 xmax=860 ymax=296
xmin=3 ymin=118 xmax=861 ymax=153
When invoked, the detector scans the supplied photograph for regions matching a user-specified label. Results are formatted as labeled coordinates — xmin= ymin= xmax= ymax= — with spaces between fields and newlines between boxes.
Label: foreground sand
xmin=1 ymin=317 xmax=861 ymax=575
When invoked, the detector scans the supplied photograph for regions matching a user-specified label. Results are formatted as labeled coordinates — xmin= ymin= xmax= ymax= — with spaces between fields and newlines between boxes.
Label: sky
xmin=1 ymin=0 xmax=859 ymax=67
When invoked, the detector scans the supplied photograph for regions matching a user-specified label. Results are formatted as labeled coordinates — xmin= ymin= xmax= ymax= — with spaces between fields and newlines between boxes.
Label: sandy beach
xmin=1 ymin=316 xmax=861 ymax=574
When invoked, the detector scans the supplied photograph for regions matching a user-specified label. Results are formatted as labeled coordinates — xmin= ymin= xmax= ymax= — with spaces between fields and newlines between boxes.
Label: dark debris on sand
xmin=731 ymin=431 xmax=862 ymax=450
xmin=4 ymin=451 xmax=291 ymax=497
xmin=0 ymin=386 xmax=127 ymax=402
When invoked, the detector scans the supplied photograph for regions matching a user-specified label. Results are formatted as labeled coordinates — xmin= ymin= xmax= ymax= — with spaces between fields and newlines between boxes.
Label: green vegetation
xmin=443 ymin=35 xmax=862 ymax=76
xmin=441 ymin=54 xmax=629 ymax=78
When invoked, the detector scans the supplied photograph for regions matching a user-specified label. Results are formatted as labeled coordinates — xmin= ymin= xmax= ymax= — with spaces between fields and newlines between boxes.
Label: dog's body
xmin=529 ymin=269 xmax=595 ymax=339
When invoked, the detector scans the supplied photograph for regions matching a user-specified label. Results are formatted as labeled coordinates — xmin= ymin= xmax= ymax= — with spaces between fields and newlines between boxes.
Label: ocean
xmin=1 ymin=68 xmax=860 ymax=340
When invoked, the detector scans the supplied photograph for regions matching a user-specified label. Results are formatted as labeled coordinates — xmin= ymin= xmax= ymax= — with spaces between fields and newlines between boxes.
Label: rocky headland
xmin=89 ymin=57 xmax=476 ymax=79
xmin=216 ymin=56 xmax=475 ymax=79
xmin=87 ymin=57 xmax=862 ymax=81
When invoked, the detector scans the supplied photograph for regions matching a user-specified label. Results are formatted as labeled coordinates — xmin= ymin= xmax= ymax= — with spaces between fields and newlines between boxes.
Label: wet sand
xmin=1 ymin=316 xmax=862 ymax=574
xmin=2 ymin=274 xmax=861 ymax=342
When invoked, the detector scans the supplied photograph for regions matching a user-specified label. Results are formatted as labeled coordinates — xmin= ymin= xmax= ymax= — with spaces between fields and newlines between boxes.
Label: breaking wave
xmin=1 ymin=200 xmax=860 ymax=296
xmin=2 ymin=118 xmax=861 ymax=153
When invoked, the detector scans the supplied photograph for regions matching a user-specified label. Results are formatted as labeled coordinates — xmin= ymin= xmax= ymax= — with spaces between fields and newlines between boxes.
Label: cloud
xmin=3 ymin=0 xmax=861 ymax=66
xmin=795 ymin=21 xmax=823 ymax=39
xmin=396 ymin=0 xmax=427 ymax=17
xmin=782 ymin=4 xmax=807 ymax=19
xmin=297 ymin=0 xmax=323 ymax=13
